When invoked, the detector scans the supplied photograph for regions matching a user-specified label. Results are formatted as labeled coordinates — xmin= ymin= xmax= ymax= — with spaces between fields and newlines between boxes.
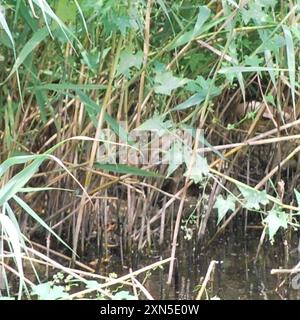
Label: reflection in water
xmin=108 ymin=229 xmax=300 ymax=300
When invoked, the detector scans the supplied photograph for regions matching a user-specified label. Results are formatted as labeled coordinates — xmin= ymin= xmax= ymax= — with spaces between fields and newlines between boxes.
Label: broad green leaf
xmin=135 ymin=114 xmax=172 ymax=137
xmin=184 ymin=152 xmax=209 ymax=183
xmin=264 ymin=208 xmax=288 ymax=241
xmin=112 ymin=290 xmax=136 ymax=300
xmin=241 ymin=3 xmax=268 ymax=25
xmin=214 ymin=195 xmax=236 ymax=225
xmin=95 ymin=163 xmax=162 ymax=178
xmin=154 ymin=71 xmax=189 ymax=96
xmin=117 ymin=50 xmax=143 ymax=78
xmin=56 ymin=0 xmax=77 ymax=23
xmin=238 ymin=186 xmax=269 ymax=210
xmin=85 ymin=280 xmax=100 ymax=290
xmin=174 ymin=76 xmax=222 ymax=111
xmin=186 ymin=75 xmax=222 ymax=96
xmin=31 ymin=283 xmax=69 ymax=300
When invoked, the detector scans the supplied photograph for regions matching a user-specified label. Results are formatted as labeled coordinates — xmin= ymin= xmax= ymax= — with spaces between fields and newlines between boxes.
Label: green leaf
xmin=173 ymin=30 xmax=194 ymax=48
xmin=31 ymin=283 xmax=69 ymax=300
xmin=174 ymin=76 xmax=222 ymax=111
xmin=154 ymin=71 xmax=189 ymax=96
xmin=0 ymin=155 xmax=38 ymax=178
xmin=164 ymin=142 xmax=184 ymax=177
xmin=85 ymin=280 xmax=100 ymax=290
xmin=219 ymin=66 xmax=284 ymax=74
xmin=13 ymin=195 xmax=73 ymax=252
xmin=244 ymin=55 xmax=263 ymax=67
xmin=214 ymin=195 xmax=236 ymax=225
xmin=76 ymin=90 xmax=132 ymax=144
xmin=257 ymin=0 xmax=277 ymax=8
xmin=4 ymin=27 xmax=49 ymax=82
xmin=193 ymin=6 xmax=211 ymax=36
xmin=173 ymin=93 xmax=205 ymax=111
xmin=95 ymin=163 xmax=162 ymax=178
xmin=117 ymin=50 xmax=143 ymax=78
xmin=135 ymin=114 xmax=172 ymax=137
xmin=0 ymin=6 xmax=15 ymax=51
xmin=264 ymin=208 xmax=288 ymax=241
xmin=238 ymin=186 xmax=269 ymax=210
xmin=56 ymin=0 xmax=77 ymax=23
xmin=0 ymin=213 xmax=24 ymax=298
xmin=0 ymin=157 xmax=46 ymax=205
xmin=112 ymin=290 xmax=136 ymax=300
xmin=184 ymin=152 xmax=209 ymax=183
xmin=172 ymin=6 xmax=211 ymax=48
xmin=33 ymin=83 xmax=107 ymax=91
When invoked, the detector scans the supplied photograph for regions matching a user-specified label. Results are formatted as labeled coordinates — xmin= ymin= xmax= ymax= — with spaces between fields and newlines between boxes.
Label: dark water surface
xmin=110 ymin=232 xmax=300 ymax=300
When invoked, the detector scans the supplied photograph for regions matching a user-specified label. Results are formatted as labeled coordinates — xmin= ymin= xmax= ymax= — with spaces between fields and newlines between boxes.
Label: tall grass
xmin=0 ymin=0 xmax=299 ymax=299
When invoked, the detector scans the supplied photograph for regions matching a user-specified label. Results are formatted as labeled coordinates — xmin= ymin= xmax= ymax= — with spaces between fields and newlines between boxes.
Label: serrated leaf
xmin=214 ymin=195 xmax=236 ymax=225
xmin=184 ymin=152 xmax=209 ymax=183
xmin=154 ymin=71 xmax=189 ymax=96
xmin=264 ymin=208 xmax=288 ymax=241
xmin=117 ymin=50 xmax=143 ymax=78
xmin=135 ymin=114 xmax=172 ymax=137
xmin=238 ymin=186 xmax=269 ymax=210
xmin=173 ymin=76 xmax=221 ymax=111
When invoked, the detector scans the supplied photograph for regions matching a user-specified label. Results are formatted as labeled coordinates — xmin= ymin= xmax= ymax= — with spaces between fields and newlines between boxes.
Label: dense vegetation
xmin=0 ymin=0 xmax=299 ymax=300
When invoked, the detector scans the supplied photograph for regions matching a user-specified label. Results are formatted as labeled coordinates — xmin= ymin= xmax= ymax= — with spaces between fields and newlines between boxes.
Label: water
xmin=108 ymin=231 xmax=300 ymax=300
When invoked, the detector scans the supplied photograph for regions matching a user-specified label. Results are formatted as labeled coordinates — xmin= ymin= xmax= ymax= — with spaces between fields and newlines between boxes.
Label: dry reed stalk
xmin=196 ymin=260 xmax=218 ymax=300
xmin=68 ymin=257 xmax=172 ymax=299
